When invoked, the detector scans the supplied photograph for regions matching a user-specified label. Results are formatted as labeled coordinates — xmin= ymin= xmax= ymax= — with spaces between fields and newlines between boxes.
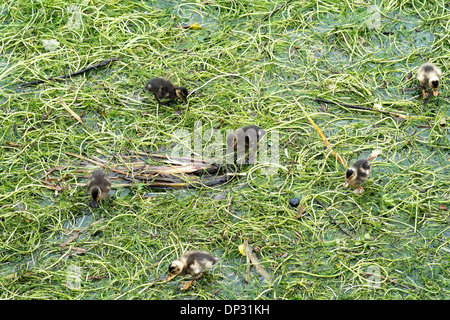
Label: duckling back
xmin=183 ymin=251 xmax=219 ymax=276
xmin=353 ymin=159 xmax=371 ymax=184
xmin=227 ymin=125 xmax=266 ymax=150
xmin=145 ymin=78 xmax=174 ymax=98
xmin=227 ymin=125 xmax=267 ymax=165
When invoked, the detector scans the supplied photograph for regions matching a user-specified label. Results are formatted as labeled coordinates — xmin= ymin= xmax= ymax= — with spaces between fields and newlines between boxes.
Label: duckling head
xmin=343 ymin=167 xmax=356 ymax=188
xmin=166 ymin=260 xmax=184 ymax=281
xmin=175 ymin=87 xmax=188 ymax=102
xmin=90 ymin=186 xmax=102 ymax=208
xmin=168 ymin=260 xmax=184 ymax=276
xmin=343 ymin=160 xmax=371 ymax=188
xmin=91 ymin=186 xmax=100 ymax=199
xmin=429 ymin=76 xmax=440 ymax=97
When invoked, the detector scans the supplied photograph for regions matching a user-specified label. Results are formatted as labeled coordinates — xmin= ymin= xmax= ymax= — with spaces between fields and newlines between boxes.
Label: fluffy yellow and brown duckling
xmin=343 ymin=159 xmax=371 ymax=194
xmin=166 ymin=251 xmax=219 ymax=290
xmin=87 ymin=169 xmax=111 ymax=208
xmin=417 ymin=63 xmax=442 ymax=98
xmin=343 ymin=150 xmax=381 ymax=194
xmin=144 ymin=78 xmax=188 ymax=104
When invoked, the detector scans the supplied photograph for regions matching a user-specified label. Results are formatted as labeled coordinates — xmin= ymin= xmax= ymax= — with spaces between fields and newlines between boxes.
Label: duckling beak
xmin=90 ymin=201 xmax=99 ymax=208
xmin=432 ymin=89 xmax=439 ymax=97
xmin=343 ymin=180 xmax=349 ymax=188
xmin=165 ymin=274 xmax=175 ymax=282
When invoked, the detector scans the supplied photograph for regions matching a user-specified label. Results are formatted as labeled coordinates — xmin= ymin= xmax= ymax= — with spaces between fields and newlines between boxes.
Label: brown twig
xmin=13 ymin=123 xmax=18 ymax=138
xmin=262 ymin=0 xmax=293 ymax=21
xmin=315 ymin=199 xmax=352 ymax=237
xmin=6 ymin=142 xmax=23 ymax=148
xmin=297 ymin=204 xmax=305 ymax=219
xmin=314 ymin=97 xmax=408 ymax=119
xmin=21 ymin=127 xmax=37 ymax=135
xmin=19 ymin=57 xmax=119 ymax=88
xmin=41 ymin=180 xmax=64 ymax=191
xmin=42 ymin=108 xmax=54 ymax=121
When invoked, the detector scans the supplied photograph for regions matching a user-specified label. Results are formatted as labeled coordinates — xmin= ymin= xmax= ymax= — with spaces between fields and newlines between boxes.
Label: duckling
xmin=87 ymin=169 xmax=111 ymax=208
xmin=144 ymin=78 xmax=188 ymax=104
xmin=417 ymin=63 xmax=442 ymax=98
xmin=343 ymin=159 xmax=371 ymax=194
xmin=226 ymin=125 xmax=267 ymax=164
xmin=167 ymin=251 xmax=219 ymax=290
xmin=226 ymin=125 xmax=267 ymax=150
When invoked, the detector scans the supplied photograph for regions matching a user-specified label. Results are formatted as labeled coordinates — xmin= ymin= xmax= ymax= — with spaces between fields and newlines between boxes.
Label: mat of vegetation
xmin=0 ymin=0 xmax=449 ymax=300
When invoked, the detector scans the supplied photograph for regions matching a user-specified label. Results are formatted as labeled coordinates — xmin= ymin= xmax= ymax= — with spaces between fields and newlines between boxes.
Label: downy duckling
xmin=87 ymin=169 xmax=111 ymax=208
xmin=144 ymin=78 xmax=188 ymax=104
xmin=343 ymin=159 xmax=371 ymax=194
xmin=226 ymin=125 xmax=267 ymax=164
xmin=343 ymin=150 xmax=381 ymax=194
xmin=167 ymin=251 xmax=219 ymax=290
xmin=226 ymin=125 xmax=267 ymax=151
xmin=417 ymin=63 xmax=442 ymax=98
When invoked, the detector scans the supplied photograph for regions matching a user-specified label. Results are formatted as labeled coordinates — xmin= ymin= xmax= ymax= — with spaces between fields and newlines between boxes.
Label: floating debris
xmin=40 ymin=149 xmax=237 ymax=192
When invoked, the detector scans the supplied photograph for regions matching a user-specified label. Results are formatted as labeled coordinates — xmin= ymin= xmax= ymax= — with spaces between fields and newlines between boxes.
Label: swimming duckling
xmin=417 ymin=63 xmax=442 ymax=98
xmin=144 ymin=78 xmax=188 ymax=104
xmin=343 ymin=159 xmax=371 ymax=194
xmin=87 ymin=169 xmax=111 ymax=208
xmin=167 ymin=251 xmax=219 ymax=290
